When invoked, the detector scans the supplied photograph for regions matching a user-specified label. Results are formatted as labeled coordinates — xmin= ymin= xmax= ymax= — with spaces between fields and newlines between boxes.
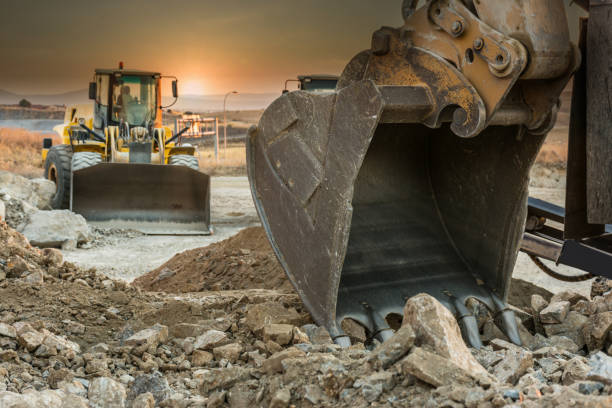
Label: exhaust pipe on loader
xmin=247 ymin=0 xmax=578 ymax=347
xmin=72 ymin=163 xmax=211 ymax=235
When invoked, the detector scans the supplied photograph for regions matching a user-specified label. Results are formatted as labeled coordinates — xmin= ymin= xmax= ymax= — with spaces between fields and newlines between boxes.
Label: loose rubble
xmin=1 ymin=219 xmax=612 ymax=407
xmin=133 ymin=227 xmax=293 ymax=293
xmin=0 ymin=169 xmax=91 ymax=248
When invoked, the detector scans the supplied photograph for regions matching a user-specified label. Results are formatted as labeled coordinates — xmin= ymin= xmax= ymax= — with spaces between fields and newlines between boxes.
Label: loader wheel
xmin=169 ymin=155 xmax=199 ymax=171
xmin=71 ymin=152 xmax=102 ymax=172
xmin=44 ymin=145 xmax=73 ymax=209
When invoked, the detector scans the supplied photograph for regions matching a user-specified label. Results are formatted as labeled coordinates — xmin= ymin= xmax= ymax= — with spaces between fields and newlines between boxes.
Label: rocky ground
xmin=1 ymin=144 xmax=612 ymax=407
xmin=1 ymin=220 xmax=612 ymax=407
xmin=0 ymin=195 xmax=612 ymax=407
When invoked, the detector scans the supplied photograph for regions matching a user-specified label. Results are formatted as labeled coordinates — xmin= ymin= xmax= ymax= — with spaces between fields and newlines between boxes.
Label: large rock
xmin=125 ymin=324 xmax=168 ymax=353
xmin=341 ymin=318 xmax=367 ymax=343
xmin=403 ymin=293 xmax=487 ymax=375
xmin=198 ymin=367 xmax=255 ymax=394
xmin=0 ymin=390 xmax=88 ymax=408
xmin=263 ymin=324 xmax=294 ymax=345
xmin=191 ymin=350 xmax=213 ymax=366
xmin=582 ymin=311 xmax=612 ymax=352
xmin=400 ymin=347 xmax=473 ymax=387
xmin=544 ymin=311 xmax=588 ymax=348
xmin=550 ymin=290 xmax=588 ymax=305
xmin=353 ymin=371 xmax=396 ymax=402
xmin=491 ymin=349 xmax=534 ymax=385
xmin=562 ymin=357 xmax=591 ymax=385
xmin=531 ymin=294 xmax=549 ymax=314
xmin=17 ymin=328 xmax=44 ymax=351
xmin=245 ymin=302 xmax=302 ymax=335
xmin=40 ymin=329 xmax=81 ymax=354
xmin=88 ymin=377 xmax=127 ymax=408
xmin=0 ymin=323 xmax=16 ymax=338
xmin=213 ymin=343 xmax=243 ymax=363
xmin=193 ymin=329 xmax=230 ymax=351
xmin=540 ymin=301 xmax=570 ymax=324
xmin=30 ymin=178 xmax=56 ymax=207
xmin=368 ymin=325 xmax=416 ymax=369
xmin=587 ymin=352 xmax=612 ymax=385
xmin=127 ymin=373 xmax=172 ymax=404
xmin=0 ymin=171 xmax=55 ymax=209
xmin=300 ymin=324 xmax=333 ymax=345
xmin=263 ymin=347 xmax=306 ymax=374
xmin=20 ymin=209 xmax=90 ymax=248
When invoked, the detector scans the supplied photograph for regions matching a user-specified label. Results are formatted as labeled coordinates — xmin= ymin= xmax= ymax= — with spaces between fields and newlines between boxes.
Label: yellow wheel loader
xmin=42 ymin=65 xmax=211 ymax=234
xmin=248 ymin=0 xmax=612 ymax=347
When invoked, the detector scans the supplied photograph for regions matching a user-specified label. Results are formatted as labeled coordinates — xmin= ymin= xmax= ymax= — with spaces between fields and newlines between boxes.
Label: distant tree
xmin=18 ymin=99 xmax=31 ymax=108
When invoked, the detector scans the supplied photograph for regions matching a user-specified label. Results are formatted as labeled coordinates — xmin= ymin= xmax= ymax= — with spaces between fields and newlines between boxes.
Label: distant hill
xmin=0 ymin=89 xmax=21 ymax=104
xmin=0 ymin=89 xmax=88 ymax=106
xmin=0 ymin=88 xmax=278 ymax=112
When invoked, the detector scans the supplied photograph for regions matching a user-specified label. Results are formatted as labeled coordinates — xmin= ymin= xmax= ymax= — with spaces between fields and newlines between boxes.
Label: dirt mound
xmin=133 ymin=227 xmax=294 ymax=293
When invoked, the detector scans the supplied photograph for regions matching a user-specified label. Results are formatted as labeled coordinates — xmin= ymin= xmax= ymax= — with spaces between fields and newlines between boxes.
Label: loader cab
xmin=90 ymin=69 xmax=163 ymax=130
xmin=283 ymin=74 xmax=339 ymax=94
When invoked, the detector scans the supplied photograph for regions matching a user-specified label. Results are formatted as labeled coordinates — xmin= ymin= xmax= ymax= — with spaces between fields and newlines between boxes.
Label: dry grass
xmin=198 ymin=143 xmax=246 ymax=176
xmin=0 ymin=128 xmax=59 ymax=178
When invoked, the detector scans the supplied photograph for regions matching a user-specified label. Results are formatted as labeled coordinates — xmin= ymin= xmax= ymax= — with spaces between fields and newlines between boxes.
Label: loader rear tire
xmin=44 ymin=145 xmax=73 ymax=209
xmin=71 ymin=152 xmax=102 ymax=172
xmin=169 ymin=155 xmax=199 ymax=171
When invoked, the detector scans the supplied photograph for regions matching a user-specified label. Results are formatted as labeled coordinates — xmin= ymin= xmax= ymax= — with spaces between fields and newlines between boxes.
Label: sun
xmin=180 ymin=79 xmax=207 ymax=95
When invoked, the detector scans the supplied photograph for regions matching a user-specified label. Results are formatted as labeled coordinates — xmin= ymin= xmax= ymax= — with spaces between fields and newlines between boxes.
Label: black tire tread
xmin=169 ymin=154 xmax=199 ymax=171
xmin=71 ymin=152 xmax=102 ymax=172
xmin=44 ymin=145 xmax=73 ymax=209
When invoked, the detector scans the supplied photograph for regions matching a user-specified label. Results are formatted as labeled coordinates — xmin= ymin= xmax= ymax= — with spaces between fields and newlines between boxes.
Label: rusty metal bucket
xmin=248 ymin=80 xmax=545 ymax=347
xmin=247 ymin=0 xmax=576 ymax=347
xmin=71 ymin=163 xmax=211 ymax=235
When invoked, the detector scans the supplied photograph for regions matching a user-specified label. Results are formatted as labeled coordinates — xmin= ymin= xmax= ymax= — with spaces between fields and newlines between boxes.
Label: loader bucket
xmin=247 ymin=80 xmax=545 ymax=347
xmin=71 ymin=163 xmax=211 ymax=235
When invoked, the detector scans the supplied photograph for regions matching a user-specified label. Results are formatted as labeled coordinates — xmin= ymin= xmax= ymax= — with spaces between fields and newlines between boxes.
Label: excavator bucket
xmin=247 ymin=0 xmax=576 ymax=347
xmin=71 ymin=163 xmax=211 ymax=235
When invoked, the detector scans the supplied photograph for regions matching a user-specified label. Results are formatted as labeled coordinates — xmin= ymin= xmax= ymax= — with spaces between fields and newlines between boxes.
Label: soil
xmin=133 ymin=227 xmax=293 ymax=294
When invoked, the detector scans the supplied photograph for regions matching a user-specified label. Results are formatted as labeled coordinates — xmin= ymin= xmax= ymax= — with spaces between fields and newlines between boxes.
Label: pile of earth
xmin=133 ymin=227 xmax=294 ymax=294
xmin=1 ymin=220 xmax=612 ymax=407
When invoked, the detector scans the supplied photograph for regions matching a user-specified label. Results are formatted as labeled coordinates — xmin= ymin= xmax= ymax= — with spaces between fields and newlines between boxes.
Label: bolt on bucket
xmin=247 ymin=0 xmax=575 ymax=347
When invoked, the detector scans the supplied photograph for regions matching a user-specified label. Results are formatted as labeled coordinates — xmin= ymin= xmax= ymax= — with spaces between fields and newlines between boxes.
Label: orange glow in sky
xmin=0 ymin=0 xmax=584 ymax=96
xmin=180 ymin=79 xmax=208 ymax=96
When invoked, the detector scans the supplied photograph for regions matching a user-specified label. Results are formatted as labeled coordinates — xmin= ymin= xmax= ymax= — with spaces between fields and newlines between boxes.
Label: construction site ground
xmin=2 ymin=115 xmax=612 ymax=406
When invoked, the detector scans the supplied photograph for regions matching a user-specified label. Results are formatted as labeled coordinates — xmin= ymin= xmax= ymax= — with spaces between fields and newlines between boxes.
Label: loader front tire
xmin=169 ymin=155 xmax=199 ymax=171
xmin=71 ymin=152 xmax=102 ymax=172
xmin=44 ymin=145 xmax=73 ymax=209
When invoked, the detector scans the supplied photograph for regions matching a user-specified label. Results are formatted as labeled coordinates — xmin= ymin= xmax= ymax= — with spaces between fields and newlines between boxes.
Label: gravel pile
xmin=1 ymin=221 xmax=611 ymax=407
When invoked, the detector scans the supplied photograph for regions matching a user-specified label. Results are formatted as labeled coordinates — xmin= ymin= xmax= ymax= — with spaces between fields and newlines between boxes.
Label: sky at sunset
xmin=1 ymin=1 xmax=586 ymax=96
xmin=0 ymin=0 xmax=404 ymax=95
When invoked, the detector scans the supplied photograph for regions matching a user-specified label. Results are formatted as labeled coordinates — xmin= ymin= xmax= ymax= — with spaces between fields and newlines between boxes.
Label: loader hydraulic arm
xmin=78 ymin=124 xmax=106 ymax=143
xmin=164 ymin=125 xmax=191 ymax=146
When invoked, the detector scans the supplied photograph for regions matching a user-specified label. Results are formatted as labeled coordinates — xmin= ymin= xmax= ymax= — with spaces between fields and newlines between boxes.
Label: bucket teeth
xmin=361 ymin=302 xmax=394 ymax=343
xmin=329 ymin=327 xmax=352 ymax=347
xmin=491 ymin=293 xmax=522 ymax=346
xmin=452 ymin=298 xmax=483 ymax=349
